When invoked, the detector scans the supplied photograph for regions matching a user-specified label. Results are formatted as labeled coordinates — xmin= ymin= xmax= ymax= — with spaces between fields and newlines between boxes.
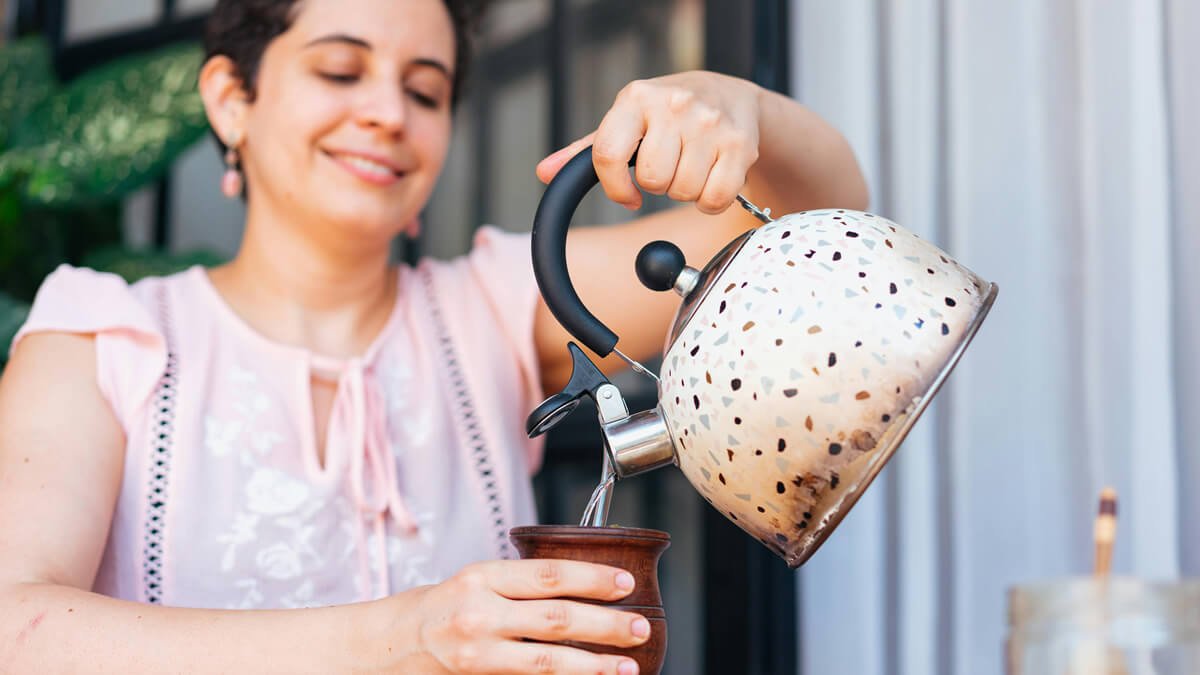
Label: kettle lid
xmin=658 ymin=229 xmax=755 ymax=353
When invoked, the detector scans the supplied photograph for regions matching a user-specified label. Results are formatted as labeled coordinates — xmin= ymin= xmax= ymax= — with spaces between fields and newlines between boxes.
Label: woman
xmin=0 ymin=0 xmax=866 ymax=672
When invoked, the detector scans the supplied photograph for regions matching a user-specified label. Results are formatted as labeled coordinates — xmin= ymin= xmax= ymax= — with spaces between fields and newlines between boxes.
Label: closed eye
xmin=407 ymin=89 xmax=440 ymax=109
xmin=320 ymin=72 xmax=359 ymax=84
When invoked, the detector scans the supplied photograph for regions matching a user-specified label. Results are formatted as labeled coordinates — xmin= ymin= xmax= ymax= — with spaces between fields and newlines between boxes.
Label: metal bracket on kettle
xmin=526 ymin=343 xmax=677 ymax=478
xmin=527 ymin=343 xmax=677 ymax=526
xmin=736 ymin=194 xmax=774 ymax=223
xmin=526 ymin=343 xmax=622 ymax=437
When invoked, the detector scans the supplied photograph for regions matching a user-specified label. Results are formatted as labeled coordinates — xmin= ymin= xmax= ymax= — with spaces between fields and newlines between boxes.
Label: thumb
xmin=535 ymin=132 xmax=596 ymax=184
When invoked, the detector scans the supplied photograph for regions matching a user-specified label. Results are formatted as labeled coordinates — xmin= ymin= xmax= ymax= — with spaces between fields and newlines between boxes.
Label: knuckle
xmin=614 ymin=611 xmax=638 ymax=640
xmin=622 ymin=79 xmax=652 ymax=100
xmin=532 ymin=649 xmax=557 ymax=674
xmin=667 ymin=88 xmax=695 ymax=113
xmin=544 ymin=602 xmax=571 ymax=634
xmin=535 ymin=561 xmax=563 ymax=589
xmin=696 ymin=105 xmax=723 ymax=129
xmin=592 ymin=141 xmax=625 ymax=165
xmin=723 ymin=128 xmax=755 ymax=151
xmin=455 ymin=567 xmax=487 ymax=592
xmin=451 ymin=609 xmax=488 ymax=636
xmin=700 ymin=186 xmax=736 ymax=213
xmin=636 ymin=170 xmax=670 ymax=193
xmin=668 ymin=184 xmax=700 ymax=203
xmin=603 ymin=185 xmax=631 ymax=204
xmin=450 ymin=644 xmax=482 ymax=672
xmin=727 ymin=131 xmax=759 ymax=159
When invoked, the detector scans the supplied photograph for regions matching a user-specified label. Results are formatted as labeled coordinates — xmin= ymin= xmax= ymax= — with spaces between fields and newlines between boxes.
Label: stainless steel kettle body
xmin=527 ymin=147 xmax=996 ymax=567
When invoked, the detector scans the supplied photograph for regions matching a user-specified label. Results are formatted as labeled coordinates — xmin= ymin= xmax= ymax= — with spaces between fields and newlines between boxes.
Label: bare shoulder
xmin=2 ymin=332 xmax=119 ymax=434
xmin=0 ymin=332 xmax=125 ymax=588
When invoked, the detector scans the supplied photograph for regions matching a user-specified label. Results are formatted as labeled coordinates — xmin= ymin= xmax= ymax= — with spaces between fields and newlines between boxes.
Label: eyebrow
xmin=304 ymin=34 xmax=453 ymax=79
xmin=305 ymin=33 xmax=372 ymax=49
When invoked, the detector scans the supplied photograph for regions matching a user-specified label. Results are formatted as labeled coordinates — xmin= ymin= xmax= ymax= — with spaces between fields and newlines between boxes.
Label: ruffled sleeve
xmin=10 ymin=265 xmax=167 ymax=432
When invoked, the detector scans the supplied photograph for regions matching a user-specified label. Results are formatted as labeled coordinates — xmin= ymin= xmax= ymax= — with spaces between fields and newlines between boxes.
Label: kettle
xmin=527 ymin=148 xmax=997 ymax=568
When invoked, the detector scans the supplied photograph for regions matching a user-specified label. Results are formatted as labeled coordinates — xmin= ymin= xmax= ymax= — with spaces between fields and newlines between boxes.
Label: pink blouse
xmin=12 ymin=227 xmax=545 ymax=609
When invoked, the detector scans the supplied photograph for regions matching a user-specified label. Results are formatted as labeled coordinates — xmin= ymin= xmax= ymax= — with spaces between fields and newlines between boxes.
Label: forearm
xmin=746 ymin=86 xmax=869 ymax=213
xmin=0 ymin=582 xmax=399 ymax=673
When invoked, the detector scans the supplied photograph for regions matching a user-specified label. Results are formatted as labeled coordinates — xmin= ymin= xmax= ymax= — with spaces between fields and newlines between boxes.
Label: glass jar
xmin=1007 ymin=578 xmax=1200 ymax=675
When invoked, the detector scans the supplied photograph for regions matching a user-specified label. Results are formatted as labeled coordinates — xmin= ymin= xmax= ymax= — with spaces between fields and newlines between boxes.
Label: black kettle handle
xmin=531 ymin=146 xmax=635 ymax=357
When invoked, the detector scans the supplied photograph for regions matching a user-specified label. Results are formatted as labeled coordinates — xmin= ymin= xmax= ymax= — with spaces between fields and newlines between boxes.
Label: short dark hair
xmin=203 ymin=0 xmax=487 ymax=106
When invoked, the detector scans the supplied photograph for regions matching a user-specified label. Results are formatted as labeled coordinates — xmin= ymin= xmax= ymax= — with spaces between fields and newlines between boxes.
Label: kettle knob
xmin=636 ymin=241 xmax=700 ymax=296
xmin=635 ymin=241 xmax=685 ymax=291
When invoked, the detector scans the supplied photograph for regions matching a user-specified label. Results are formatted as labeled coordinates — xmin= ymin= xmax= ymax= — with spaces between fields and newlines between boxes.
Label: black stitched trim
xmin=143 ymin=287 xmax=177 ymax=604
xmin=419 ymin=267 xmax=512 ymax=559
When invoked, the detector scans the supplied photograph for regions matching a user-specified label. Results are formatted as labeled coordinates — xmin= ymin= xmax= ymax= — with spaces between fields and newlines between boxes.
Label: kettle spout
xmin=603 ymin=408 xmax=678 ymax=479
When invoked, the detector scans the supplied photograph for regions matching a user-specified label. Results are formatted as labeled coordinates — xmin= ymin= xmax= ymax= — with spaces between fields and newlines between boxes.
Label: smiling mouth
xmin=325 ymin=151 xmax=406 ymax=184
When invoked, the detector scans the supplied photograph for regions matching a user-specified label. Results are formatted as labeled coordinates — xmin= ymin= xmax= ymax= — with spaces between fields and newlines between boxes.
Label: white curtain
xmin=789 ymin=1 xmax=1199 ymax=673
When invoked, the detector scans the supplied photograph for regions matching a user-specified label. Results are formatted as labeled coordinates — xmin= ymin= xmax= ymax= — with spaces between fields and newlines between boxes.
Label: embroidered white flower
xmin=175 ymin=349 xmax=460 ymax=609
xmin=235 ymin=393 xmax=272 ymax=418
xmin=399 ymin=554 xmax=442 ymax=587
xmin=379 ymin=362 xmax=432 ymax=447
xmin=226 ymin=364 xmax=271 ymax=418
xmin=250 ymin=429 xmax=284 ymax=457
xmin=279 ymin=579 xmax=316 ymax=609
xmin=229 ymin=364 xmax=258 ymax=385
xmin=251 ymin=392 xmax=270 ymax=413
xmin=380 ymin=363 xmax=409 ymax=406
xmin=412 ymin=510 xmax=437 ymax=548
xmin=245 ymin=468 xmax=310 ymax=515
xmin=256 ymin=542 xmax=303 ymax=580
xmin=366 ymin=532 xmax=405 ymax=572
xmin=216 ymin=512 xmax=261 ymax=572
xmin=230 ymin=578 xmax=264 ymax=610
xmin=204 ymin=416 xmax=243 ymax=458
xmin=362 ymin=510 xmax=440 ymax=592
xmin=276 ymin=502 xmax=326 ymax=568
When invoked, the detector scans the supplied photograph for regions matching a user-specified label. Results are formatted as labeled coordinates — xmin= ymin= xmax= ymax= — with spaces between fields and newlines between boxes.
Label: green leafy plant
xmin=0 ymin=36 xmax=216 ymax=366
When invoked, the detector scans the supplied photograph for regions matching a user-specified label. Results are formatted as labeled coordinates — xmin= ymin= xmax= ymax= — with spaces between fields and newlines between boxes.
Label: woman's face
xmin=238 ymin=0 xmax=455 ymax=245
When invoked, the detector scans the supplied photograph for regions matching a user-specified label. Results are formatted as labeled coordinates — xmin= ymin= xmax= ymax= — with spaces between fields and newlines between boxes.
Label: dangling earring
xmin=404 ymin=214 xmax=422 ymax=238
xmin=221 ymin=133 xmax=244 ymax=198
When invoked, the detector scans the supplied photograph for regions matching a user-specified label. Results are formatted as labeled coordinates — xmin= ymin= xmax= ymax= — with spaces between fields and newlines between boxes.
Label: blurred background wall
xmin=0 ymin=1 xmax=1196 ymax=674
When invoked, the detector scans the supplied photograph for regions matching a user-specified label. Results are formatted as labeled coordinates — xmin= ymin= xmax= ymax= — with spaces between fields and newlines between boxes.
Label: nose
xmin=358 ymin=82 xmax=407 ymax=135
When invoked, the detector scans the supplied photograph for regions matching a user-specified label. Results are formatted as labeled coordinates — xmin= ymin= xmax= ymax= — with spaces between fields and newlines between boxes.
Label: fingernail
xmin=632 ymin=617 xmax=650 ymax=639
xmin=616 ymin=571 xmax=635 ymax=591
xmin=619 ymin=659 xmax=639 ymax=675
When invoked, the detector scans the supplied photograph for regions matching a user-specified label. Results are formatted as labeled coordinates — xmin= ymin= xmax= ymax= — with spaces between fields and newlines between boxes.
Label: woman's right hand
xmin=381 ymin=559 xmax=649 ymax=674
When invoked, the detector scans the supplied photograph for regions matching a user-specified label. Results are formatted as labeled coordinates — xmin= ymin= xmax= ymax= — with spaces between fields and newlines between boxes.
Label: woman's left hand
xmin=536 ymin=71 xmax=763 ymax=215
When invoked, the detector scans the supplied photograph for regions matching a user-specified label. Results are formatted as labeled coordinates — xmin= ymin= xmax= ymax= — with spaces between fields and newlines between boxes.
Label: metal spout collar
xmin=603 ymin=408 xmax=678 ymax=478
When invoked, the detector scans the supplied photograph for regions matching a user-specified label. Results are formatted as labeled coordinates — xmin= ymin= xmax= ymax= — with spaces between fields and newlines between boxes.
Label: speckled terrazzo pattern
xmin=659 ymin=209 xmax=990 ymax=565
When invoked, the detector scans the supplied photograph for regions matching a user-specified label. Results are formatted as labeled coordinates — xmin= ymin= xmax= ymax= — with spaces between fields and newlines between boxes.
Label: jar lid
xmin=1008 ymin=577 xmax=1200 ymax=632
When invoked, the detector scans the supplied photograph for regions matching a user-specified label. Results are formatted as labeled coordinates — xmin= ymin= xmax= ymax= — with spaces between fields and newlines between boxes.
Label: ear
xmin=199 ymin=55 xmax=251 ymax=146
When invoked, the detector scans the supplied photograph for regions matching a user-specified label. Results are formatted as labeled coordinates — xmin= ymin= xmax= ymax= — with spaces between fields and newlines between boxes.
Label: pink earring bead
xmin=222 ymin=169 xmax=243 ymax=198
